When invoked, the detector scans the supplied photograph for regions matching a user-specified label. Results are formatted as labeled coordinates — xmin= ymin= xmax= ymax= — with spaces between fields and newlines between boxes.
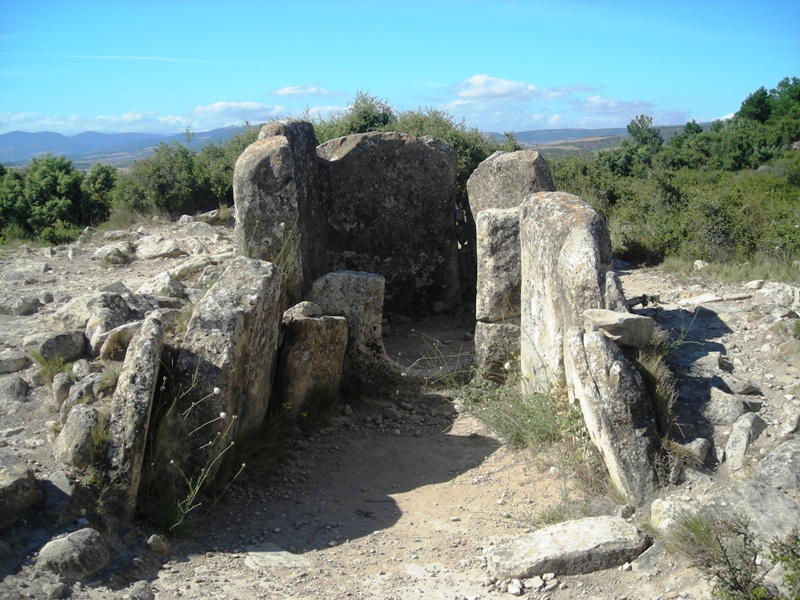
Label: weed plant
xmin=30 ymin=352 xmax=74 ymax=387
xmin=665 ymin=513 xmax=800 ymax=599
xmin=138 ymin=364 xmax=245 ymax=531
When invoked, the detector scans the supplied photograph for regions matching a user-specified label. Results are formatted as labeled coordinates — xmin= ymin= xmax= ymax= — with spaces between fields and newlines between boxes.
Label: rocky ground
xmin=1 ymin=216 xmax=799 ymax=599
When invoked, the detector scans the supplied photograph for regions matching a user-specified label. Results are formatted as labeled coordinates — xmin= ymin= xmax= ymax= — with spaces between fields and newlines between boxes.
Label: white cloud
xmin=191 ymin=101 xmax=284 ymax=120
xmin=273 ymin=85 xmax=336 ymax=97
xmin=458 ymin=75 xmax=537 ymax=100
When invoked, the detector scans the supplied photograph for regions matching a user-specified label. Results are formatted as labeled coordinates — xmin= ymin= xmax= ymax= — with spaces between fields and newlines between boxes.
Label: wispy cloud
xmin=273 ymin=85 xmax=337 ymax=97
xmin=192 ymin=101 xmax=285 ymax=121
xmin=0 ymin=51 xmax=303 ymax=67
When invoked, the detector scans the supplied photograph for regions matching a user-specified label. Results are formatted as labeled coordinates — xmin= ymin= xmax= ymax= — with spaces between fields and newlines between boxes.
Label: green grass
xmin=660 ymin=255 xmax=800 ymax=286
xmin=29 ymin=352 xmax=74 ymax=387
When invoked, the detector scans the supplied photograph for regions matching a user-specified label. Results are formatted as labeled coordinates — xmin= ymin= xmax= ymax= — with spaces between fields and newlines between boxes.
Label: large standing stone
xmin=466 ymin=150 xmax=555 ymax=216
xmin=564 ymin=328 xmax=659 ymax=506
xmin=475 ymin=208 xmax=521 ymax=323
xmin=106 ymin=316 xmax=164 ymax=518
xmin=35 ymin=528 xmax=110 ymax=580
xmin=474 ymin=321 xmax=520 ymax=380
xmin=484 ymin=516 xmax=649 ymax=578
xmin=520 ymin=191 xmax=621 ymax=389
xmin=273 ymin=302 xmax=348 ymax=418
xmin=317 ymin=132 xmax=460 ymax=314
xmin=0 ymin=448 xmax=39 ymax=528
xmin=310 ymin=271 xmax=401 ymax=390
xmin=175 ymin=257 xmax=283 ymax=469
xmin=234 ymin=120 xmax=319 ymax=300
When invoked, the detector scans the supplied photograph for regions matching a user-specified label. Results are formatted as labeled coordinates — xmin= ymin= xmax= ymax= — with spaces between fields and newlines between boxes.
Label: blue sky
xmin=1 ymin=0 xmax=798 ymax=135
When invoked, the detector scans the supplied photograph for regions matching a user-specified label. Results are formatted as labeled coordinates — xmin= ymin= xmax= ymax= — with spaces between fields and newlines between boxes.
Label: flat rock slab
xmin=244 ymin=543 xmax=312 ymax=570
xmin=485 ymin=516 xmax=650 ymax=578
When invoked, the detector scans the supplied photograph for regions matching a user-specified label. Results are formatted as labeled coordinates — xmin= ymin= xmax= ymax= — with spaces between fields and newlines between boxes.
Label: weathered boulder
xmin=310 ymin=271 xmax=401 ymax=390
xmin=175 ymin=257 xmax=283 ymax=471
xmin=23 ymin=330 xmax=86 ymax=363
xmin=475 ymin=208 xmax=521 ymax=323
xmin=0 ymin=292 xmax=41 ymax=316
xmin=564 ymin=328 xmax=659 ymax=506
xmin=0 ymin=448 xmax=39 ymax=527
xmin=725 ymin=412 xmax=767 ymax=470
xmin=93 ymin=241 xmax=134 ymax=265
xmin=583 ymin=309 xmax=655 ymax=350
xmin=0 ymin=349 xmax=30 ymax=375
xmin=135 ymin=235 xmax=185 ymax=260
xmin=0 ymin=376 xmax=29 ymax=416
xmin=520 ymin=192 xmax=622 ymax=388
xmin=317 ymin=132 xmax=460 ymax=314
xmin=274 ymin=302 xmax=348 ymax=418
xmin=697 ymin=479 xmax=800 ymax=542
xmin=136 ymin=272 xmax=185 ymax=299
xmin=703 ymin=386 xmax=748 ymax=426
xmin=756 ymin=439 xmax=800 ymax=490
xmin=52 ymin=372 xmax=73 ymax=406
xmin=35 ymin=528 xmax=109 ymax=580
xmin=466 ymin=150 xmax=555 ymax=216
xmin=106 ymin=316 xmax=164 ymax=518
xmin=59 ymin=373 xmax=102 ymax=424
xmin=234 ymin=120 xmax=318 ymax=299
xmin=484 ymin=516 xmax=649 ymax=578
xmin=95 ymin=321 xmax=143 ymax=361
xmin=52 ymin=404 xmax=100 ymax=468
xmin=85 ymin=308 xmax=131 ymax=356
xmin=53 ymin=292 xmax=131 ymax=331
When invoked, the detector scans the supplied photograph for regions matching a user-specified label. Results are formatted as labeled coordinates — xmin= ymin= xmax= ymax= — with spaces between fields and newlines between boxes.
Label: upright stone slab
xmin=466 ymin=150 xmax=555 ymax=216
xmin=520 ymin=191 xmax=621 ymax=388
xmin=106 ymin=315 xmax=164 ymax=519
xmin=0 ymin=448 xmax=39 ymax=528
xmin=564 ymin=328 xmax=659 ymax=506
xmin=317 ymin=132 xmax=460 ymax=314
xmin=474 ymin=208 xmax=521 ymax=378
xmin=274 ymin=302 xmax=348 ymax=418
xmin=234 ymin=120 xmax=318 ymax=299
xmin=310 ymin=271 xmax=401 ymax=390
xmin=176 ymin=257 xmax=283 ymax=465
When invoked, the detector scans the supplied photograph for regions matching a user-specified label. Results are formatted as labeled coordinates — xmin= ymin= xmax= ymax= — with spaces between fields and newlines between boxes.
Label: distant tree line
xmin=1 ymin=80 xmax=797 ymax=280
xmin=551 ymin=77 xmax=800 ymax=274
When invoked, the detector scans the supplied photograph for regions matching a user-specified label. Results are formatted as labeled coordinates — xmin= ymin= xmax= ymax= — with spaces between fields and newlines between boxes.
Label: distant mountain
xmin=2 ymin=123 xmax=710 ymax=168
xmin=0 ymin=126 xmax=246 ymax=168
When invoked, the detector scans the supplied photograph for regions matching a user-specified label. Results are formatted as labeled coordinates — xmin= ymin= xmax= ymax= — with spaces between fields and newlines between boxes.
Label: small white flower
xmin=213 ymin=387 xmax=221 ymax=395
xmin=503 ymin=362 xmax=512 ymax=371
xmin=219 ymin=412 xmax=227 ymax=419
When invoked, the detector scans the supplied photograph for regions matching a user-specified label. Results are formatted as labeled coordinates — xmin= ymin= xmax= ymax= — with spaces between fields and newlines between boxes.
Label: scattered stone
xmin=135 ymin=236 xmax=185 ymax=260
xmin=52 ymin=372 xmax=73 ymax=406
xmin=0 ymin=448 xmax=39 ymax=527
xmin=52 ymin=404 xmax=100 ymax=468
xmin=583 ymin=309 xmax=655 ymax=349
xmin=244 ymin=542 xmax=311 ymax=570
xmin=146 ymin=533 xmax=171 ymax=554
xmin=53 ymin=292 xmax=131 ymax=330
xmin=35 ymin=528 xmax=110 ymax=580
xmin=484 ymin=516 xmax=650 ymax=578
xmin=650 ymin=498 xmax=697 ymax=531
xmin=136 ymin=271 xmax=185 ymax=298
xmin=23 ymin=330 xmax=86 ymax=363
xmin=0 ymin=292 xmax=41 ymax=316
xmin=703 ymin=387 xmax=748 ymax=426
xmin=0 ymin=376 xmax=29 ymax=415
xmin=756 ymin=439 xmax=800 ymax=490
xmin=725 ymin=413 xmax=767 ymax=470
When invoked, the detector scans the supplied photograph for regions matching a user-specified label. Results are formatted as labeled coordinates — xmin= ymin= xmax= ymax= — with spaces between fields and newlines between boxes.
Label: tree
xmin=21 ymin=154 xmax=84 ymax=237
xmin=627 ymin=114 xmax=664 ymax=149
xmin=81 ymin=163 xmax=117 ymax=224
xmin=738 ymin=86 xmax=773 ymax=123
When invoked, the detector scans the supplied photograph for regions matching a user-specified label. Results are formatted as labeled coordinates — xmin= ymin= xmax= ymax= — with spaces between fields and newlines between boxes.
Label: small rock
xmin=35 ymin=528 xmax=110 ymax=580
xmin=147 ymin=533 xmax=171 ymax=554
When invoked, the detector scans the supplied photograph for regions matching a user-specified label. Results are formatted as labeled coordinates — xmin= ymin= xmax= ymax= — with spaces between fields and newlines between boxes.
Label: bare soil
xmin=2 ymin=221 xmax=797 ymax=599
